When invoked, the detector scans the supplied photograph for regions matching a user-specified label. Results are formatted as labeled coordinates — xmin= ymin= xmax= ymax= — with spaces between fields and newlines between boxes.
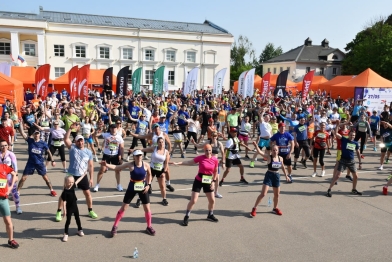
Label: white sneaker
xmin=93 ymin=184 xmax=99 ymax=192
xmin=144 ymin=156 xmax=149 ymax=160
xmin=320 ymin=171 xmax=325 ymax=177
xmin=16 ymin=207 xmax=22 ymax=214
xmin=63 ymin=169 xmax=67 ymax=173
xmin=77 ymin=230 xmax=84 ymax=236
xmin=15 ymin=138 xmax=17 ymax=142
xmin=116 ymin=184 xmax=123 ymax=192
xmin=94 ymin=155 xmax=99 ymax=162
xmin=62 ymin=234 xmax=68 ymax=242
xmin=255 ymin=158 xmax=258 ymax=161
xmin=378 ymin=165 xmax=384 ymax=170
xmin=126 ymin=156 xmax=130 ymax=162
xmin=215 ymin=193 xmax=223 ymax=198
xmin=311 ymin=172 xmax=317 ymax=177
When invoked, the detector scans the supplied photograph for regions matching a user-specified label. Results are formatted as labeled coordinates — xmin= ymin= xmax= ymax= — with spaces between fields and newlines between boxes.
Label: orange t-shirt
xmin=307 ymin=123 xmax=315 ymax=139
xmin=314 ymin=131 xmax=329 ymax=149
xmin=0 ymin=164 xmax=13 ymax=198
xmin=337 ymin=129 xmax=350 ymax=150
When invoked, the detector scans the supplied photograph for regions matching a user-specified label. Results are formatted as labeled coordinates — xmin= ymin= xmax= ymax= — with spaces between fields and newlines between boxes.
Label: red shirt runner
xmin=0 ymin=164 xmax=13 ymax=198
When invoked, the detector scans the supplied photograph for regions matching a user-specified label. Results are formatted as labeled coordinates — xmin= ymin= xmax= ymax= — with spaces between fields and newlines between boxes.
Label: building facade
xmin=262 ymin=38 xmax=345 ymax=81
xmin=0 ymin=7 xmax=233 ymax=90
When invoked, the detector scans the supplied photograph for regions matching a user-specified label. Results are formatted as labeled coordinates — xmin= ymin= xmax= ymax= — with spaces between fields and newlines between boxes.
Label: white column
xmin=37 ymin=33 xmax=46 ymax=65
xmin=10 ymin=31 xmax=19 ymax=61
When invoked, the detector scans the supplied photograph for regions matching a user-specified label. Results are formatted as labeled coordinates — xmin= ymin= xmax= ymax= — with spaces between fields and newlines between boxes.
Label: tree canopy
xmin=254 ymin=43 xmax=283 ymax=76
xmin=342 ymin=15 xmax=392 ymax=80
xmin=230 ymin=35 xmax=255 ymax=83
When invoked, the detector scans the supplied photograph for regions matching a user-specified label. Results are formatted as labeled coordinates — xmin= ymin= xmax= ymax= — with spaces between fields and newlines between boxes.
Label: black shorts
xmin=371 ymin=129 xmax=378 ymax=137
xmin=201 ymin=125 xmax=208 ymax=135
xmin=102 ymin=154 xmax=120 ymax=165
xmin=71 ymin=175 xmax=90 ymax=191
xmin=151 ymin=169 xmax=165 ymax=178
xmin=191 ymin=179 xmax=214 ymax=193
xmin=313 ymin=148 xmax=326 ymax=158
xmin=123 ymin=188 xmax=150 ymax=204
xmin=278 ymin=154 xmax=292 ymax=166
xmin=381 ymin=146 xmax=392 ymax=153
xmin=225 ymin=158 xmax=242 ymax=168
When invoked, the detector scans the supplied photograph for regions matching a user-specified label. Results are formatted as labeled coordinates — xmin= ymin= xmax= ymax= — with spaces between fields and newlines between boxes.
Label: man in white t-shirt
xmin=250 ymin=112 xmax=272 ymax=168
xmin=329 ymin=108 xmax=340 ymax=128
xmin=93 ymin=124 xmax=124 ymax=192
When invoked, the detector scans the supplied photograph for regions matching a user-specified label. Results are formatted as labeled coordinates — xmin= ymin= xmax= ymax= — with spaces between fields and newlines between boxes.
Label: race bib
xmin=298 ymin=126 xmax=306 ymax=132
xmin=371 ymin=119 xmax=376 ymax=123
xmin=83 ymin=133 xmax=90 ymax=138
xmin=152 ymin=162 xmax=163 ymax=171
xmin=0 ymin=178 xmax=6 ymax=188
xmin=317 ymin=133 xmax=326 ymax=138
xmin=109 ymin=143 xmax=118 ymax=151
xmin=308 ymin=128 xmax=314 ymax=133
xmin=280 ymin=147 xmax=290 ymax=153
xmin=41 ymin=121 xmax=49 ymax=127
xmin=54 ymin=141 xmax=61 ymax=147
xmin=133 ymin=181 xmax=144 ymax=191
xmin=201 ymin=175 xmax=212 ymax=184
xmin=31 ymin=148 xmax=42 ymax=154
xmin=346 ymin=143 xmax=356 ymax=151
xmin=271 ymin=162 xmax=282 ymax=169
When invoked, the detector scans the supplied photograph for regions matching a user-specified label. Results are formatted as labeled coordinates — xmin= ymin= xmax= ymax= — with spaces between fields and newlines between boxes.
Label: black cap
xmin=109 ymin=124 xmax=117 ymax=129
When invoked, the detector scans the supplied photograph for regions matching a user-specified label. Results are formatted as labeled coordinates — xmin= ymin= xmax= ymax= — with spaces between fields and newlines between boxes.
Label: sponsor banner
xmin=116 ymin=66 xmax=129 ymax=97
xmin=152 ymin=66 xmax=165 ymax=95
xmin=302 ymin=70 xmax=315 ymax=101
xmin=103 ymin=67 xmax=113 ymax=90
xmin=274 ymin=70 xmax=289 ymax=98
xmin=244 ymin=68 xmax=255 ymax=98
xmin=163 ymin=68 xmax=169 ymax=93
xmin=238 ymin=71 xmax=247 ymax=96
xmin=184 ymin=67 xmax=199 ymax=96
xmin=132 ymin=67 xmax=142 ymax=94
xmin=363 ymin=88 xmax=392 ymax=114
xmin=69 ymin=66 xmax=78 ymax=101
xmin=76 ymin=64 xmax=90 ymax=99
xmin=35 ymin=64 xmax=51 ymax=100
xmin=261 ymin=72 xmax=271 ymax=100
xmin=213 ymin=68 xmax=227 ymax=95
xmin=354 ymin=87 xmax=364 ymax=103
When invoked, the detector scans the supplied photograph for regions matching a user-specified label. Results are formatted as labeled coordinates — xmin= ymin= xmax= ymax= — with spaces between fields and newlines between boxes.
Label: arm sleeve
xmin=10 ymin=152 xmax=17 ymax=173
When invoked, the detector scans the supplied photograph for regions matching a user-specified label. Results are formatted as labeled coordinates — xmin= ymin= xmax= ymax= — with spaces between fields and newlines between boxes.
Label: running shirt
xmin=68 ymin=144 xmax=93 ymax=177
xmin=336 ymin=129 xmax=350 ymax=150
xmin=357 ymin=120 xmax=370 ymax=133
xmin=150 ymin=148 xmax=167 ymax=171
xmin=158 ymin=121 xmax=169 ymax=134
xmin=370 ymin=115 xmax=380 ymax=130
xmin=177 ymin=110 xmax=189 ymax=126
xmin=314 ymin=131 xmax=329 ymax=149
xmin=26 ymin=138 xmax=49 ymax=165
xmin=50 ymin=128 xmax=66 ymax=146
xmin=340 ymin=137 xmax=359 ymax=160
xmin=270 ymin=132 xmax=294 ymax=155
xmin=227 ymin=113 xmax=240 ymax=127
xmin=307 ymin=122 xmax=315 ymax=139
xmin=130 ymin=162 xmax=146 ymax=181
xmin=102 ymin=133 xmax=124 ymax=156
xmin=136 ymin=120 xmax=148 ymax=135
xmin=62 ymin=114 xmax=80 ymax=131
xmin=0 ymin=164 xmax=13 ymax=198
xmin=225 ymin=137 xmax=240 ymax=159
xmin=239 ymin=121 xmax=251 ymax=136
xmin=294 ymin=123 xmax=308 ymax=141
xmin=172 ymin=129 xmax=183 ymax=142
xmin=152 ymin=132 xmax=165 ymax=147
xmin=193 ymin=155 xmax=218 ymax=181
xmin=22 ymin=113 xmax=35 ymax=127
xmin=128 ymin=105 xmax=141 ymax=118
xmin=0 ymin=151 xmax=17 ymax=171
xmin=259 ymin=122 xmax=272 ymax=138
xmin=81 ymin=123 xmax=92 ymax=138
xmin=218 ymin=110 xmax=227 ymax=123
xmin=267 ymin=156 xmax=282 ymax=171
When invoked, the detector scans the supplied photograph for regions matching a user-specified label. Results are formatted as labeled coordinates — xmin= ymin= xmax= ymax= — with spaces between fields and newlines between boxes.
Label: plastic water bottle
xmin=133 ymin=247 xmax=139 ymax=259
xmin=268 ymin=196 xmax=272 ymax=207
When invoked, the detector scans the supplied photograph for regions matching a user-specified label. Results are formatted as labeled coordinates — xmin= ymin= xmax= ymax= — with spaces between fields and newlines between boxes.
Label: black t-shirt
xmin=61 ymin=187 xmax=78 ymax=210
xmin=381 ymin=111 xmax=389 ymax=121
xmin=201 ymin=111 xmax=211 ymax=126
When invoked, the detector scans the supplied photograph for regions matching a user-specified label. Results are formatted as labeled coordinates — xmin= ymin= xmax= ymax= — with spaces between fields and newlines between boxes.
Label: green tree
xmin=230 ymin=35 xmax=255 ymax=84
xmin=342 ymin=16 xmax=392 ymax=80
xmin=254 ymin=43 xmax=283 ymax=76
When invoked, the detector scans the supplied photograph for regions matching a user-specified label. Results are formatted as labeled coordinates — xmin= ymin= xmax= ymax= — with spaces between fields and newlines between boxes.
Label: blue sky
xmin=2 ymin=0 xmax=392 ymax=56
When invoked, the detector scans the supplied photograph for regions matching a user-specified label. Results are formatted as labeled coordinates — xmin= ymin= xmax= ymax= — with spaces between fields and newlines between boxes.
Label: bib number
xmin=271 ymin=162 xmax=282 ymax=169
xmin=298 ymin=126 xmax=306 ymax=132
xmin=54 ymin=141 xmax=61 ymax=147
xmin=346 ymin=143 xmax=356 ymax=151
xmin=31 ymin=148 xmax=42 ymax=154
xmin=317 ymin=133 xmax=326 ymax=138
xmin=153 ymin=163 xmax=163 ymax=171
xmin=280 ymin=147 xmax=289 ymax=153
xmin=83 ymin=133 xmax=90 ymax=138
xmin=201 ymin=175 xmax=212 ymax=184
xmin=133 ymin=182 xmax=144 ymax=191
xmin=0 ymin=179 xmax=6 ymax=188
xmin=109 ymin=143 xmax=118 ymax=151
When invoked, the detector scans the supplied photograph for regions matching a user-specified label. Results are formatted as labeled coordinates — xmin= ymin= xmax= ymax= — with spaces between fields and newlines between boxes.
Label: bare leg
xmin=186 ymin=191 xmax=200 ymax=211
xmin=253 ymin=184 xmax=269 ymax=207
xmin=272 ymin=186 xmax=280 ymax=209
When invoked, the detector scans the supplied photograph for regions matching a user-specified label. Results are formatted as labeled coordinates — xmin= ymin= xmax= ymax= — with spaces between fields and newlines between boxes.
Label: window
xmin=168 ymin=71 xmax=175 ymax=85
xmin=145 ymin=50 xmax=154 ymax=61
xmin=99 ymin=47 xmax=110 ymax=59
xmin=0 ymin=42 xmax=10 ymax=55
xmin=332 ymin=54 xmax=338 ymax=60
xmin=122 ymin=48 xmax=133 ymax=60
xmin=145 ymin=70 xmax=154 ymax=84
xmin=187 ymin=51 xmax=196 ymax=63
xmin=320 ymin=68 xmax=324 ymax=75
xmin=54 ymin=45 xmax=64 ymax=57
xmin=332 ymin=67 xmax=337 ymax=75
xmin=267 ymin=68 xmax=270 ymax=73
xmin=166 ymin=50 xmax=175 ymax=62
xmin=273 ymin=68 xmax=276 ymax=74
xmin=75 ymin=46 xmax=86 ymax=58
xmin=280 ymin=67 xmax=283 ymax=73
xmin=306 ymin=67 xmax=310 ymax=73
xmin=286 ymin=67 xmax=290 ymax=73
xmin=24 ymin=43 xmax=36 ymax=56
xmin=128 ymin=70 xmax=133 ymax=84
xmin=54 ymin=67 xmax=65 ymax=78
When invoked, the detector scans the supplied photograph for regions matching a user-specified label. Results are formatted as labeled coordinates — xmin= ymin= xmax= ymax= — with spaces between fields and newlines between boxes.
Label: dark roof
xmin=265 ymin=43 xmax=344 ymax=63
xmin=0 ymin=9 xmax=231 ymax=35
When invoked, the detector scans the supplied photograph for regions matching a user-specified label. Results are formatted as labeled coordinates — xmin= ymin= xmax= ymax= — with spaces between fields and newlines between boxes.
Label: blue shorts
xmin=23 ymin=162 xmax=47 ymax=176
xmin=258 ymin=138 xmax=271 ymax=150
xmin=263 ymin=171 xmax=280 ymax=188
xmin=84 ymin=137 xmax=93 ymax=144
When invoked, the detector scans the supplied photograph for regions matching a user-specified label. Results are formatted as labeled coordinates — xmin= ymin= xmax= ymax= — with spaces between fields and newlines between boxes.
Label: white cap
xmin=75 ymin=135 xmax=84 ymax=141
xmin=133 ymin=150 xmax=143 ymax=156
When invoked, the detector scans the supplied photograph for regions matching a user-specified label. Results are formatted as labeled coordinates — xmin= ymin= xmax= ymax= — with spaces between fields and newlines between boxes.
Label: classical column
xmin=37 ymin=33 xmax=46 ymax=65
xmin=10 ymin=31 xmax=19 ymax=61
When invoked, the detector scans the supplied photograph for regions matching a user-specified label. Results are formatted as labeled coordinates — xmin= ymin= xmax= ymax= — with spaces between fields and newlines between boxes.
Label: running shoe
xmin=126 ymin=156 xmax=130 ymax=162
xmin=364 ymin=145 xmax=367 ymax=150
xmin=288 ymin=175 xmax=293 ymax=183
xmin=116 ymin=184 xmax=123 ymax=192
xmin=320 ymin=171 xmax=325 ymax=177
xmin=89 ymin=210 xmax=98 ymax=219
xmin=183 ymin=215 xmax=189 ymax=226
xmin=245 ymin=155 xmax=250 ymax=159
xmin=311 ymin=172 xmax=317 ymax=178
xmin=162 ymin=199 xmax=169 ymax=206
xmin=56 ymin=211 xmax=62 ymax=222
xmin=8 ymin=239 xmax=19 ymax=248
xmin=387 ymin=174 xmax=392 ymax=181
xmin=144 ymin=156 xmax=149 ymax=160
xmin=16 ymin=207 xmax=22 ymax=215
xmin=240 ymin=178 xmax=249 ymax=184
xmin=351 ymin=189 xmax=362 ymax=195
xmin=63 ymin=169 xmax=67 ymax=173
xmin=249 ymin=161 xmax=255 ymax=168
xmin=135 ymin=198 xmax=141 ymax=208
xmin=309 ymin=156 xmax=313 ymax=161
xmin=326 ymin=151 xmax=332 ymax=155
xmin=207 ymin=214 xmax=219 ymax=222
xmin=293 ymin=165 xmax=297 ymax=170
xmin=360 ymin=155 xmax=365 ymax=159
xmin=111 ymin=226 xmax=118 ymax=237
xmin=346 ymin=175 xmax=353 ymax=181
xmin=250 ymin=207 xmax=257 ymax=217
xmin=166 ymin=184 xmax=175 ymax=192
xmin=93 ymin=185 xmax=99 ymax=192
xmin=301 ymin=159 xmax=307 ymax=168
xmin=378 ymin=165 xmax=384 ymax=170
xmin=272 ymin=208 xmax=283 ymax=216
xmin=181 ymin=154 xmax=185 ymax=158
xmin=77 ymin=230 xmax=84 ymax=236
xmin=219 ymin=180 xmax=224 ymax=187
xmin=374 ymin=147 xmax=377 ymax=151
xmin=326 ymin=189 xmax=332 ymax=197
xmin=215 ymin=193 xmax=223 ymax=198
xmin=146 ymin=226 xmax=156 ymax=236
xmin=386 ymin=159 xmax=390 ymax=164
xmin=50 ymin=190 xmax=57 ymax=197
xmin=94 ymin=156 xmax=99 ymax=162
xmin=62 ymin=234 xmax=68 ymax=242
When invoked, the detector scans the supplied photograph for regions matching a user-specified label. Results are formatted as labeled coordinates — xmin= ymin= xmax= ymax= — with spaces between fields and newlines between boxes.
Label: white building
xmin=262 ymin=37 xmax=345 ymax=81
xmin=0 ymin=6 xmax=233 ymax=90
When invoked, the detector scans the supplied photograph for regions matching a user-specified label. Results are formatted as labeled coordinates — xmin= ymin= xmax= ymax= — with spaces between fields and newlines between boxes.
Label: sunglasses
xmin=116 ymin=122 xmax=121 ymax=124
xmin=0 ymin=145 xmax=8 ymax=147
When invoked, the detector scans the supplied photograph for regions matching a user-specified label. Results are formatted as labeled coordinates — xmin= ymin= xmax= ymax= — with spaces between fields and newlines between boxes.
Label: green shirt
xmin=61 ymin=114 xmax=80 ymax=131
xmin=227 ymin=113 xmax=240 ymax=127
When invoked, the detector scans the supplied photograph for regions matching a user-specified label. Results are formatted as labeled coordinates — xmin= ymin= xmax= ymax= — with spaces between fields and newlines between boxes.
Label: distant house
xmin=262 ymin=37 xmax=345 ymax=81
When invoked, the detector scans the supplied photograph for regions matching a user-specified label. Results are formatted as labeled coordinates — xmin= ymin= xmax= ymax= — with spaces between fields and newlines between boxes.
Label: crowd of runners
xmin=0 ymin=87 xmax=390 ymax=248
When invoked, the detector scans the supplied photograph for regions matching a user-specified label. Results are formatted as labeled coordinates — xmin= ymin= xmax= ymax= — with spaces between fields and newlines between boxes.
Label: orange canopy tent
xmin=318 ymin=75 xmax=355 ymax=97
xmin=52 ymin=69 xmax=117 ymax=94
xmin=10 ymin=66 xmax=57 ymax=93
xmin=0 ymin=73 xmax=24 ymax=117
xmin=296 ymin=76 xmax=328 ymax=91
xmin=332 ymin=68 xmax=392 ymax=99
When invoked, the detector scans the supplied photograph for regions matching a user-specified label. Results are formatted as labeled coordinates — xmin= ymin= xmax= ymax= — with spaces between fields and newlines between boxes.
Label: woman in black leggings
xmin=354 ymin=114 xmax=372 ymax=157
xmin=184 ymin=113 xmax=200 ymax=153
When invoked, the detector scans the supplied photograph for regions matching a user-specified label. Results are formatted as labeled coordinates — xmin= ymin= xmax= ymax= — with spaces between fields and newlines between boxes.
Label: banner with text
xmin=184 ymin=67 xmax=199 ymax=96
xmin=244 ymin=68 xmax=255 ymax=98
xmin=274 ymin=70 xmax=288 ymax=98
xmin=103 ymin=67 xmax=113 ymax=91
xmin=69 ymin=66 xmax=78 ymax=101
xmin=363 ymin=88 xmax=392 ymax=114
xmin=213 ymin=68 xmax=227 ymax=95
xmin=153 ymin=66 xmax=165 ymax=95
xmin=261 ymin=72 xmax=271 ymax=100
xmin=116 ymin=66 xmax=129 ymax=97
xmin=301 ymin=70 xmax=315 ymax=101
xmin=132 ymin=67 xmax=142 ymax=94
xmin=35 ymin=64 xmax=51 ymax=100
xmin=238 ymin=70 xmax=247 ymax=96
xmin=76 ymin=64 xmax=90 ymax=99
